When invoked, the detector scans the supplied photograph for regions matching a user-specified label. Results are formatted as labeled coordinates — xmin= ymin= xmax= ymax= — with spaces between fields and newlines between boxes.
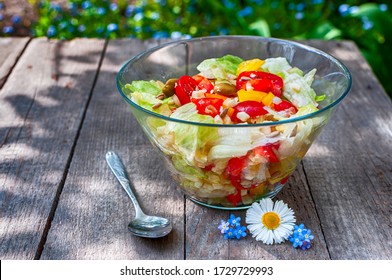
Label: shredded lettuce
xmin=277 ymin=104 xmax=321 ymax=158
xmin=171 ymin=154 xmax=205 ymax=180
xmin=262 ymin=58 xmax=325 ymax=108
xmin=125 ymin=80 xmax=173 ymax=116
xmin=288 ymin=67 xmax=304 ymax=76
xmin=296 ymin=103 xmax=329 ymax=127
xmin=196 ymin=54 xmax=243 ymax=80
xmin=125 ymin=80 xmax=161 ymax=95
xmin=261 ymin=57 xmax=292 ymax=75
xmin=315 ymin=94 xmax=326 ymax=102
xmin=208 ymin=127 xmax=283 ymax=161
xmin=294 ymin=103 xmax=319 ymax=116
xmin=158 ymin=103 xmax=219 ymax=166
xmin=304 ymin=68 xmax=317 ymax=85
xmin=283 ymin=72 xmax=318 ymax=108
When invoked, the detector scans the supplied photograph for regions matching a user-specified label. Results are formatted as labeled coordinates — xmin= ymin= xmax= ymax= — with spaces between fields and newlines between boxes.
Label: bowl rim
xmin=116 ymin=35 xmax=352 ymax=127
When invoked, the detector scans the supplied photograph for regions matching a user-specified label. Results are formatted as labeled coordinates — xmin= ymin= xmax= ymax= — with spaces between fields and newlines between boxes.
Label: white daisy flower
xmin=246 ymin=198 xmax=296 ymax=245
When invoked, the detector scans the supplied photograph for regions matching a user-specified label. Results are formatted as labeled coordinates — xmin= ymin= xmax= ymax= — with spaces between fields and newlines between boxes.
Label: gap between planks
xmin=0 ymin=37 xmax=31 ymax=89
xmin=34 ymin=39 xmax=109 ymax=259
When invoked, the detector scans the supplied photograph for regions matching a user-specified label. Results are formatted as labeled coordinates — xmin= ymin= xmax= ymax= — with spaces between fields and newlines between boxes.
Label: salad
xmin=123 ymin=55 xmax=328 ymax=207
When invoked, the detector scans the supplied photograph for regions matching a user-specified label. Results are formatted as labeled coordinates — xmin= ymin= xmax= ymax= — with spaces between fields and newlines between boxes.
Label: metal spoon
xmin=106 ymin=151 xmax=172 ymax=238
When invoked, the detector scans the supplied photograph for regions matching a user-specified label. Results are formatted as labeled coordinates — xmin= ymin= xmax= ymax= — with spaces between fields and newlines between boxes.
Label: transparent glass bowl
xmin=116 ymin=36 xmax=351 ymax=210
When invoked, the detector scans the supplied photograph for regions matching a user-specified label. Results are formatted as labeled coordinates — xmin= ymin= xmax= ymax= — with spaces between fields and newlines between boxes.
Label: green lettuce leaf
xmin=294 ymin=103 xmax=319 ymax=116
xmin=282 ymin=70 xmax=318 ymax=108
xmin=278 ymin=104 xmax=327 ymax=158
xmin=261 ymin=57 xmax=292 ymax=75
xmin=171 ymin=154 xmax=205 ymax=180
xmin=304 ymin=68 xmax=317 ymax=85
xmin=196 ymin=54 xmax=243 ymax=80
xmin=162 ymin=103 xmax=219 ymax=166
xmin=125 ymin=80 xmax=161 ymax=95
xmin=208 ymin=127 xmax=283 ymax=161
xmin=124 ymin=80 xmax=173 ymax=116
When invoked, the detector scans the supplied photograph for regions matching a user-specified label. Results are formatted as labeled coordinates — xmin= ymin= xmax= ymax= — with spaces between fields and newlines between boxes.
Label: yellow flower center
xmin=262 ymin=212 xmax=281 ymax=230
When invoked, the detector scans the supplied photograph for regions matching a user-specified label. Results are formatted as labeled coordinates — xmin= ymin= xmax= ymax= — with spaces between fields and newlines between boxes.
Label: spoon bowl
xmin=128 ymin=215 xmax=172 ymax=238
xmin=106 ymin=151 xmax=172 ymax=238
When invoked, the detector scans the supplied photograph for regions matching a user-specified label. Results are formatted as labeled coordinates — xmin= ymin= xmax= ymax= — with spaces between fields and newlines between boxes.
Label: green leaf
xmin=295 ymin=22 xmax=342 ymax=40
xmin=249 ymin=19 xmax=271 ymax=37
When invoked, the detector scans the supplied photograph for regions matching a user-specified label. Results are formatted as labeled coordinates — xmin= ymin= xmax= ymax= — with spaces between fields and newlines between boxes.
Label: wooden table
xmin=0 ymin=37 xmax=391 ymax=260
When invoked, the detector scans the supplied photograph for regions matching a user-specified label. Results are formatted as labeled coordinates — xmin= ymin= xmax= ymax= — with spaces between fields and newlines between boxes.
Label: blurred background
xmin=0 ymin=0 xmax=391 ymax=97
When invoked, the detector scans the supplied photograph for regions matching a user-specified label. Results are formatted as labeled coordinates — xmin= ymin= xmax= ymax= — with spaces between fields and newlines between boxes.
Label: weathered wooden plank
xmin=40 ymin=39 xmax=185 ymax=259
xmin=5 ymin=38 xmax=387 ymax=260
xmin=230 ymin=165 xmax=330 ymax=260
xmin=0 ymin=38 xmax=105 ymax=259
xmin=0 ymin=37 xmax=30 ymax=88
xmin=302 ymin=40 xmax=392 ymax=259
xmin=185 ymin=164 xmax=330 ymax=260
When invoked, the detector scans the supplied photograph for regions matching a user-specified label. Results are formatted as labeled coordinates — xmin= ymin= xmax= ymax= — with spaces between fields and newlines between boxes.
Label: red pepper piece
xmin=226 ymin=190 xmax=242 ymax=207
xmin=175 ymin=75 xmax=198 ymax=105
xmin=192 ymin=75 xmax=214 ymax=93
xmin=226 ymin=155 xmax=248 ymax=177
xmin=273 ymin=99 xmax=298 ymax=113
xmin=253 ymin=145 xmax=280 ymax=162
xmin=191 ymin=98 xmax=223 ymax=117
xmin=226 ymin=155 xmax=248 ymax=194
xmin=280 ymin=176 xmax=290 ymax=184
xmin=236 ymin=71 xmax=283 ymax=96
xmin=203 ymin=163 xmax=215 ymax=171
xmin=232 ymin=100 xmax=268 ymax=123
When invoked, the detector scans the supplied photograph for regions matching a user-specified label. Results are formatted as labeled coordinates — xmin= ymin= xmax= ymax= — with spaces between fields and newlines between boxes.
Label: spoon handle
xmin=106 ymin=151 xmax=145 ymax=218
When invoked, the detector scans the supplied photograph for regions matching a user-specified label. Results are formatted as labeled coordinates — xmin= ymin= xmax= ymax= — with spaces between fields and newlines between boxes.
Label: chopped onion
xmin=237 ymin=112 xmax=250 ymax=122
xmin=272 ymin=96 xmax=282 ymax=104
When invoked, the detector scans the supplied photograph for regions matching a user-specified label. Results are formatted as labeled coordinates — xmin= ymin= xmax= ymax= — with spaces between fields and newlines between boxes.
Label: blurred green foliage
xmin=1 ymin=0 xmax=391 ymax=95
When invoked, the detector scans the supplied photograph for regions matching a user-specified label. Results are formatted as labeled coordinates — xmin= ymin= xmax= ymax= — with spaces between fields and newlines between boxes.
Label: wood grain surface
xmin=0 ymin=38 xmax=390 ymax=260
xmin=0 ymin=37 xmax=30 ymax=88
xmin=303 ymin=40 xmax=392 ymax=259
xmin=39 ymin=39 xmax=185 ymax=260
xmin=0 ymin=38 xmax=105 ymax=259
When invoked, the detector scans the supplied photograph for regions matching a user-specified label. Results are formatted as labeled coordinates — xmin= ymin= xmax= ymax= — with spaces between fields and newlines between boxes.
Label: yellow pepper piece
xmin=226 ymin=107 xmax=235 ymax=118
xmin=249 ymin=182 xmax=267 ymax=197
xmin=261 ymin=92 xmax=275 ymax=106
xmin=238 ymin=89 xmax=267 ymax=103
xmin=236 ymin=58 xmax=265 ymax=76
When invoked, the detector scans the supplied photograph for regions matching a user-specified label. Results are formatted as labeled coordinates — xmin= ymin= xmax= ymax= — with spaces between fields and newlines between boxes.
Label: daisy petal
xmin=245 ymin=198 xmax=296 ymax=245
xmin=259 ymin=198 xmax=274 ymax=212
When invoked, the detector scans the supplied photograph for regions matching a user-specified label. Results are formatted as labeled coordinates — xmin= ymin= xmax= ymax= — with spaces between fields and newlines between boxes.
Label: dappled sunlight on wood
xmin=1 ymin=38 xmax=390 ymax=260
xmin=306 ymin=141 xmax=335 ymax=158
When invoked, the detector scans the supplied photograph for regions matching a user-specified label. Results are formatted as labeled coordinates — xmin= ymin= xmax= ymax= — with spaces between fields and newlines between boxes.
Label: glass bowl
xmin=116 ymin=36 xmax=351 ymax=210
